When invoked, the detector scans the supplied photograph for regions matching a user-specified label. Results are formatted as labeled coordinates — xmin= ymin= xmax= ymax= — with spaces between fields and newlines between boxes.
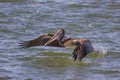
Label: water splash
xmin=92 ymin=44 xmax=108 ymax=56
xmin=88 ymin=23 xmax=108 ymax=55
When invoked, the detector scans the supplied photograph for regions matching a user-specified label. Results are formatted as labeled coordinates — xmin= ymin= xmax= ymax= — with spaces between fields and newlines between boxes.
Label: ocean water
xmin=0 ymin=0 xmax=120 ymax=80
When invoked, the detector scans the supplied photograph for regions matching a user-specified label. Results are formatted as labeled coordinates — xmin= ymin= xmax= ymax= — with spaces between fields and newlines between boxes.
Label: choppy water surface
xmin=0 ymin=0 xmax=120 ymax=80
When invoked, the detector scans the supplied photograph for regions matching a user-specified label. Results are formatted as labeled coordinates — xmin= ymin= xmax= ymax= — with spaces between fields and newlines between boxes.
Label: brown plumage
xmin=44 ymin=29 xmax=93 ymax=61
xmin=19 ymin=29 xmax=94 ymax=61
xmin=19 ymin=33 xmax=62 ymax=49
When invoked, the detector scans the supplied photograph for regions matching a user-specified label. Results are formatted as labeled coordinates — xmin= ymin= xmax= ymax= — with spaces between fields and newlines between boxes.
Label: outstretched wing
xmin=19 ymin=33 xmax=63 ymax=49
xmin=19 ymin=35 xmax=50 ymax=49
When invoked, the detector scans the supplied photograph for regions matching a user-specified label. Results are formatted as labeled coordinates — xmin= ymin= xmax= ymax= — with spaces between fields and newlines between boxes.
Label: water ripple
xmin=0 ymin=0 xmax=120 ymax=80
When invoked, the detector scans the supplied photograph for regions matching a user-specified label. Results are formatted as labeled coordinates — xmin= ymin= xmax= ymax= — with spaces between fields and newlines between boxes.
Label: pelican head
xmin=44 ymin=29 xmax=65 ymax=46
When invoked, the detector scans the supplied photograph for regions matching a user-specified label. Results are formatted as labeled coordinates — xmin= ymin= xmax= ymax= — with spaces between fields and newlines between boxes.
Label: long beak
xmin=44 ymin=30 xmax=63 ymax=46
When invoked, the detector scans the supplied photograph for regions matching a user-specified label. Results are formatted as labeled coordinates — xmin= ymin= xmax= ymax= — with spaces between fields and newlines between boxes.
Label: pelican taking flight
xmin=19 ymin=29 xmax=94 ymax=61
xmin=44 ymin=29 xmax=93 ymax=61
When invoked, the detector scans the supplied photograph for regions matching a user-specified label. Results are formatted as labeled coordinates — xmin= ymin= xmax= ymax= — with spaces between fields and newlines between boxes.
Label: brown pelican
xmin=19 ymin=33 xmax=64 ymax=49
xmin=19 ymin=29 xmax=93 ymax=61
xmin=44 ymin=29 xmax=93 ymax=61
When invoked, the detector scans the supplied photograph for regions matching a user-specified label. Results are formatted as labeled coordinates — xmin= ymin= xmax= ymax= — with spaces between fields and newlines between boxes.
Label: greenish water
xmin=0 ymin=0 xmax=120 ymax=80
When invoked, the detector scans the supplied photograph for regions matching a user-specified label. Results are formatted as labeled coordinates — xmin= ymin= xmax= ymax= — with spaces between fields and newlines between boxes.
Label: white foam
xmin=92 ymin=44 xmax=108 ymax=56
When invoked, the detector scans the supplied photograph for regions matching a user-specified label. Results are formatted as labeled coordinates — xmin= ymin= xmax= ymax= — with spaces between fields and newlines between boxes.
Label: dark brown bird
xmin=19 ymin=29 xmax=93 ymax=61
xmin=19 ymin=33 xmax=63 ymax=49
xmin=44 ymin=29 xmax=94 ymax=61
